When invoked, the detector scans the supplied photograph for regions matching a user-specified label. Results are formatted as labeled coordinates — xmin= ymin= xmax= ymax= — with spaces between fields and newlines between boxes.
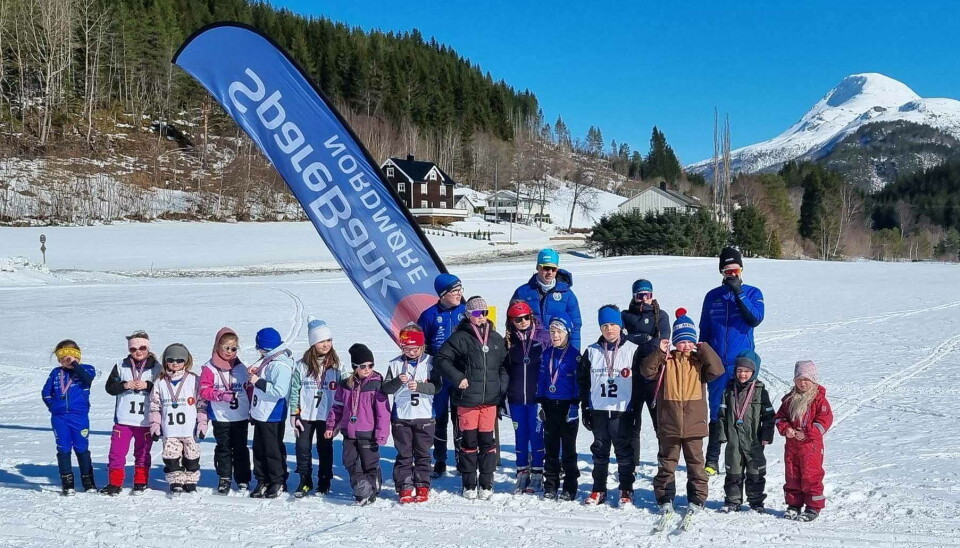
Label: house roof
xmin=619 ymin=185 xmax=701 ymax=209
xmin=384 ymin=156 xmax=457 ymax=185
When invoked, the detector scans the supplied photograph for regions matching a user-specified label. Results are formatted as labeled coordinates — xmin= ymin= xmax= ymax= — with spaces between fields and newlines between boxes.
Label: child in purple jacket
xmin=325 ymin=343 xmax=391 ymax=506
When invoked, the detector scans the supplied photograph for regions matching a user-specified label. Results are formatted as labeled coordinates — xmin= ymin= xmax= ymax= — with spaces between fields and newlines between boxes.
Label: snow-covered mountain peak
xmin=687 ymin=73 xmax=960 ymax=184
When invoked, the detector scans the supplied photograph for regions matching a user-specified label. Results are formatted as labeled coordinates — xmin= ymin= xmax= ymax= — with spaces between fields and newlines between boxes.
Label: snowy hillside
xmin=1 ymin=229 xmax=959 ymax=546
xmin=540 ymin=175 xmax=625 ymax=229
xmin=687 ymin=73 xmax=960 ymax=179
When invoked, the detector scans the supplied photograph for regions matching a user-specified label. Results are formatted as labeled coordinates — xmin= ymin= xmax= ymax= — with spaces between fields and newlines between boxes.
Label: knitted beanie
xmin=307 ymin=316 xmax=333 ymax=346
xmin=597 ymin=305 xmax=623 ymax=327
xmin=794 ymin=360 xmax=819 ymax=384
xmin=671 ymin=308 xmax=698 ymax=345
xmin=255 ymin=328 xmax=282 ymax=351
xmin=348 ymin=343 xmax=375 ymax=367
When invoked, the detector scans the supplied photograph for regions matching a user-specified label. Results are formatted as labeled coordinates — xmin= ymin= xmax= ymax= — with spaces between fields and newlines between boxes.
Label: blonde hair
xmin=787 ymin=384 xmax=818 ymax=424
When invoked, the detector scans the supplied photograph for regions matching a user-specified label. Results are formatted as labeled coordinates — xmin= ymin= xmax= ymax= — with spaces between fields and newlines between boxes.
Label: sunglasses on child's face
xmin=165 ymin=358 xmax=186 ymax=364
xmin=355 ymin=362 xmax=374 ymax=370
xmin=129 ymin=346 xmax=148 ymax=353
xmin=221 ymin=346 xmax=238 ymax=352
xmin=512 ymin=315 xmax=532 ymax=323
xmin=470 ymin=310 xmax=489 ymax=318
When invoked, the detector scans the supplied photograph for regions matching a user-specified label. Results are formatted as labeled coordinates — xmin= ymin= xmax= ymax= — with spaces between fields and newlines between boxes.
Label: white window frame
xmin=386 ymin=166 xmax=395 ymax=177
xmin=421 ymin=200 xmax=428 ymax=209
xmin=429 ymin=171 xmax=437 ymax=181
xmin=439 ymin=184 xmax=447 ymax=196
xmin=398 ymin=182 xmax=406 ymax=192
xmin=420 ymin=183 xmax=427 ymax=194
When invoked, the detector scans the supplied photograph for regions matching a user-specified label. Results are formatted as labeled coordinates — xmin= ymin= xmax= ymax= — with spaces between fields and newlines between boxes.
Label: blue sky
xmin=272 ymin=0 xmax=960 ymax=165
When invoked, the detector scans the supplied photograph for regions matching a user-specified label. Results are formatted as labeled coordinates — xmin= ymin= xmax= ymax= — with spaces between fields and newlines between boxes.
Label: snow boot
xmin=479 ymin=487 xmax=494 ymax=500
xmin=60 ymin=473 xmax=75 ymax=497
xmin=132 ymin=483 xmax=147 ymax=496
xmin=559 ymin=489 xmax=577 ymax=502
xmin=316 ymin=477 xmax=330 ymax=495
xmin=431 ymin=461 xmax=446 ymax=479
xmin=183 ymin=483 xmax=197 ymax=494
xmin=584 ymin=491 xmax=607 ymax=506
xmin=463 ymin=488 xmax=478 ymax=500
xmin=99 ymin=483 xmax=123 ymax=497
xmin=265 ymin=483 xmax=285 ymax=499
xmin=513 ymin=467 xmax=530 ymax=494
xmin=719 ymin=503 xmax=741 ymax=513
xmin=542 ymin=488 xmax=558 ymax=500
xmin=170 ymin=483 xmax=184 ymax=495
xmin=217 ymin=477 xmax=232 ymax=495
xmin=619 ymin=490 xmax=634 ymax=507
xmin=783 ymin=506 xmax=802 ymax=520
xmin=526 ymin=467 xmax=543 ymax=494
xmin=80 ymin=474 xmax=97 ymax=493
xmin=414 ymin=486 xmax=430 ymax=503
xmin=750 ymin=503 xmax=766 ymax=514
xmin=294 ymin=478 xmax=312 ymax=499
xmin=798 ymin=509 xmax=819 ymax=522
xmin=249 ymin=483 xmax=268 ymax=498
xmin=237 ymin=482 xmax=249 ymax=492
xmin=399 ymin=489 xmax=416 ymax=504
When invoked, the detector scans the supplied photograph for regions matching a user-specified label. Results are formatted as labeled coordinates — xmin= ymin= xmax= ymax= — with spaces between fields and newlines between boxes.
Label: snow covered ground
xmin=1 ymin=229 xmax=959 ymax=546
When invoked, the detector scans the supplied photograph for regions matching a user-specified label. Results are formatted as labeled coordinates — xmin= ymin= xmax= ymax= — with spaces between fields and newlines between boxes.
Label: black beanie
xmin=348 ymin=343 xmax=374 ymax=367
xmin=719 ymin=247 xmax=743 ymax=271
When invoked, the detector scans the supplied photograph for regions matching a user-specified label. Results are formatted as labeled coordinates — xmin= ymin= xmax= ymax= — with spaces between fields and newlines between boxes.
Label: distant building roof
xmin=384 ymin=154 xmax=457 ymax=185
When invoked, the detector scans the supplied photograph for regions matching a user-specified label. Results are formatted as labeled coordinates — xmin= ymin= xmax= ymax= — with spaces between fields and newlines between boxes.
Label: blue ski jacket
xmin=510 ymin=270 xmax=583 ymax=351
xmin=42 ymin=364 xmax=96 ymax=415
xmin=536 ymin=344 xmax=580 ymax=402
xmin=505 ymin=328 xmax=545 ymax=406
xmin=699 ymin=283 xmax=765 ymax=420
xmin=418 ymin=300 xmax=467 ymax=356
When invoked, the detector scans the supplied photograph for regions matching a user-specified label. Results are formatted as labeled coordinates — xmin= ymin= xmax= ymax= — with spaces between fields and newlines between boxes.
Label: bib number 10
xmin=167 ymin=412 xmax=186 ymax=426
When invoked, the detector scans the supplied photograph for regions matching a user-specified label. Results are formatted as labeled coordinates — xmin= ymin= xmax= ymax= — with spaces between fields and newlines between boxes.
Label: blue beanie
xmin=632 ymin=279 xmax=653 ymax=294
xmin=597 ymin=305 xmax=623 ymax=327
xmin=735 ymin=349 xmax=761 ymax=373
xmin=255 ymin=327 xmax=282 ymax=351
xmin=433 ymin=273 xmax=462 ymax=296
xmin=548 ymin=314 xmax=573 ymax=334
xmin=537 ymin=248 xmax=560 ymax=267
xmin=671 ymin=308 xmax=697 ymax=345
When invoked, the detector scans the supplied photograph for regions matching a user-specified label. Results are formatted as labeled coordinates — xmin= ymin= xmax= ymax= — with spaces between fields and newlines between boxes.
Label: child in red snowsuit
xmin=774 ymin=360 xmax=833 ymax=522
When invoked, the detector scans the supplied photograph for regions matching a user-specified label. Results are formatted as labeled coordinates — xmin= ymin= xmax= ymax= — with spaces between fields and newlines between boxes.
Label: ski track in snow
xmin=2 ymin=252 xmax=959 ymax=547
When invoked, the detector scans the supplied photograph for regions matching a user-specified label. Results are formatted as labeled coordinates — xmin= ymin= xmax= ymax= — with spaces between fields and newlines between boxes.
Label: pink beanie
xmin=794 ymin=360 xmax=819 ymax=384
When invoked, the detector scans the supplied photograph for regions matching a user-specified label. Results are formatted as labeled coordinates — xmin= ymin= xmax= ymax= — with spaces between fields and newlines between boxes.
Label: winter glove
xmin=567 ymin=404 xmax=579 ymax=423
xmin=497 ymin=402 xmax=510 ymax=421
xmin=376 ymin=437 xmax=387 ymax=447
xmin=581 ymin=407 xmax=593 ymax=431
xmin=537 ymin=404 xmax=545 ymax=423
xmin=149 ymin=423 xmax=161 ymax=442
xmin=217 ymin=391 xmax=235 ymax=403
xmin=195 ymin=432 xmax=205 ymax=443
xmin=290 ymin=414 xmax=304 ymax=433
xmin=723 ymin=275 xmax=743 ymax=295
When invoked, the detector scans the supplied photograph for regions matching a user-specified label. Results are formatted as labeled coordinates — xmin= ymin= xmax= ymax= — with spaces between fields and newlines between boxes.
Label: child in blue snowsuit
xmin=42 ymin=340 xmax=97 ymax=496
xmin=536 ymin=315 xmax=581 ymax=501
xmin=505 ymin=300 xmax=546 ymax=494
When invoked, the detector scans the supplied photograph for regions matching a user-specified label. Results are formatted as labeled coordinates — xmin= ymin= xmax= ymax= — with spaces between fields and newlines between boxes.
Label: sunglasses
xmin=165 ymin=358 xmax=186 ymax=364
xmin=723 ymin=267 xmax=742 ymax=276
xmin=129 ymin=346 xmax=148 ymax=353
xmin=221 ymin=346 xmax=238 ymax=352
xmin=469 ymin=310 xmax=489 ymax=318
xmin=355 ymin=362 xmax=374 ymax=370
xmin=539 ymin=265 xmax=558 ymax=272
xmin=512 ymin=314 xmax=532 ymax=323
xmin=635 ymin=292 xmax=652 ymax=299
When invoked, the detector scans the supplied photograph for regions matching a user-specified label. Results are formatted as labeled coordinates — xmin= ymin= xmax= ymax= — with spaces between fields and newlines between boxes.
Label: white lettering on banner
xmin=228 ymin=67 xmax=433 ymax=298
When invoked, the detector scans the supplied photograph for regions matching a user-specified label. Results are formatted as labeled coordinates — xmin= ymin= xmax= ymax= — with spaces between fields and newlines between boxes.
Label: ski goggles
xmin=634 ymin=292 xmax=653 ymax=300
xmin=469 ymin=309 xmax=489 ymax=318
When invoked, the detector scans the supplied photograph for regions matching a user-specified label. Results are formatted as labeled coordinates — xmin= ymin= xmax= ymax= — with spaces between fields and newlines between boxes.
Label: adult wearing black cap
xmin=698 ymin=247 xmax=765 ymax=476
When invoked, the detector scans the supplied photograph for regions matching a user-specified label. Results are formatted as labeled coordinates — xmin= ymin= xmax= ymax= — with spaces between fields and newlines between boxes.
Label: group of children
xmin=42 ymin=277 xmax=832 ymax=523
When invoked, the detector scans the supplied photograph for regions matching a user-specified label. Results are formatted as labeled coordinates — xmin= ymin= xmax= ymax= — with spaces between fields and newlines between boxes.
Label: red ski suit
xmin=774 ymin=385 xmax=833 ymax=511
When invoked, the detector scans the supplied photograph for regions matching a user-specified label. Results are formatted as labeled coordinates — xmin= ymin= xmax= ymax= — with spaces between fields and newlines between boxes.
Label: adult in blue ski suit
xmin=417 ymin=273 xmax=466 ymax=477
xmin=699 ymin=247 xmax=764 ymax=472
xmin=510 ymin=249 xmax=583 ymax=351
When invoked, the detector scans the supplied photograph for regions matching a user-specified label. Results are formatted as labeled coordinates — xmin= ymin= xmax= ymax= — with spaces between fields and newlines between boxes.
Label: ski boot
xmin=249 ymin=483 xmax=268 ymax=498
xmin=80 ymin=474 xmax=97 ymax=493
xmin=478 ymin=487 xmax=494 ymax=500
xmin=526 ymin=467 xmax=543 ymax=494
xmin=719 ymin=503 xmax=740 ymax=513
xmin=679 ymin=502 xmax=703 ymax=531
xmin=559 ymin=489 xmax=577 ymax=502
xmin=60 ymin=473 xmax=75 ymax=497
xmin=99 ymin=484 xmax=123 ymax=497
xmin=293 ymin=478 xmax=312 ymax=499
xmin=237 ymin=482 xmax=249 ymax=492
xmin=513 ymin=467 xmax=531 ymax=494
xmin=798 ymin=509 xmax=819 ymax=522
xmin=265 ymin=483 xmax=285 ymax=499
xmin=619 ymin=490 xmax=634 ymax=508
xmin=316 ymin=477 xmax=330 ymax=495
xmin=653 ymin=501 xmax=676 ymax=532
xmin=132 ymin=483 xmax=147 ymax=496
xmin=463 ymin=487 xmax=478 ymax=500
xmin=430 ymin=461 xmax=446 ymax=479
xmin=542 ymin=489 xmax=558 ymax=500
xmin=217 ymin=477 xmax=232 ymax=495
xmin=583 ymin=491 xmax=607 ymax=506
xmin=399 ymin=489 xmax=416 ymax=504
xmin=750 ymin=503 xmax=766 ymax=514
xmin=414 ymin=486 xmax=430 ymax=503
xmin=783 ymin=506 xmax=802 ymax=520
xmin=704 ymin=463 xmax=719 ymax=477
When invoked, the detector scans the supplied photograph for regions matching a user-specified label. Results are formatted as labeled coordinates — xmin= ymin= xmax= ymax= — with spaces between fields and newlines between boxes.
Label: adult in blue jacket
xmin=42 ymin=340 xmax=97 ymax=494
xmin=510 ymin=249 xmax=583 ymax=351
xmin=417 ymin=273 xmax=466 ymax=478
xmin=699 ymin=247 xmax=765 ymax=474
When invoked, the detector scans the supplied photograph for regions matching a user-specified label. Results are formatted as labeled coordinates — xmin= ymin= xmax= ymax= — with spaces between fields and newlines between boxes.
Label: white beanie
xmin=307 ymin=316 xmax=333 ymax=346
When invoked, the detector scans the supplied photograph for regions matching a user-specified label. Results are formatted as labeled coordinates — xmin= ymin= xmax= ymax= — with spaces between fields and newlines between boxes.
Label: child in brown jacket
xmin=641 ymin=309 xmax=724 ymax=529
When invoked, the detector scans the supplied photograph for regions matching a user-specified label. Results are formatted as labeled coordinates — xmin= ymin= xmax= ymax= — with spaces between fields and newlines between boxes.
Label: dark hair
xmin=54 ymin=339 xmax=80 ymax=353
